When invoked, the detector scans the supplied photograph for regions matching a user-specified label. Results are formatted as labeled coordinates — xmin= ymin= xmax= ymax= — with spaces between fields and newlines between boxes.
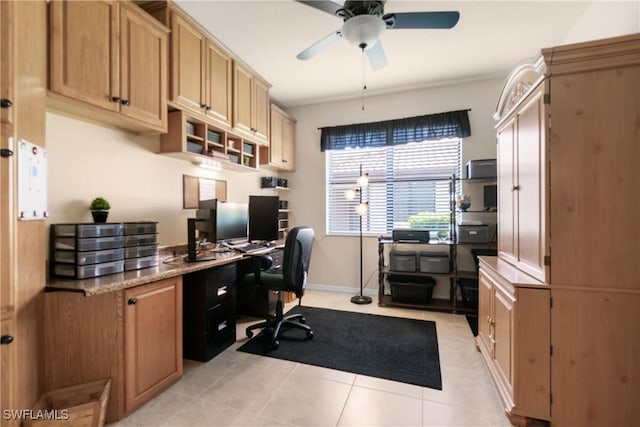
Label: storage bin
xmin=52 ymin=260 xmax=124 ymax=279
xmin=457 ymin=225 xmax=490 ymax=243
xmin=186 ymin=141 xmax=202 ymax=154
xmin=51 ymin=223 xmax=124 ymax=238
xmin=458 ymin=278 xmax=479 ymax=308
xmin=123 ymin=222 xmax=157 ymax=235
xmin=124 ymin=255 xmax=159 ymax=271
xmin=123 ymin=234 xmax=158 ymax=247
xmin=207 ymin=130 xmax=220 ymax=144
xmin=389 ymin=250 xmax=417 ymax=272
xmin=23 ymin=378 xmax=111 ymax=427
xmin=242 ymin=142 xmax=254 ymax=155
xmin=53 ymin=248 xmax=124 ymax=266
xmin=466 ymin=159 xmax=497 ymax=179
xmin=389 ymin=275 xmax=435 ymax=303
xmin=419 ymin=251 xmax=450 ymax=273
xmin=54 ymin=236 xmax=124 ymax=251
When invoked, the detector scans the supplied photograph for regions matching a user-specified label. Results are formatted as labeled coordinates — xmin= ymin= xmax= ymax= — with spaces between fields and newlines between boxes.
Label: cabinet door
xmin=253 ymin=77 xmax=270 ymax=142
xmin=204 ymin=41 xmax=232 ymax=126
xmin=515 ymin=88 xmax=546 ymax=281
xmin=477 ymin=269 xmax=494 ymax=356
xmin=49 ymin=0 xmax=119 ymax=112
xmin=119 ymin=4 xmax=167 ymax=131
xmin=269 ymin=106 xmax=284 ymax=166
xmin=0 ymin=0 xmax=14 ymax=125
xmin=233 ymin=63 xmax=253 ymax=135
xmin=493 ymin=283 xmax=514 ymax=395
xmin=170 ymin=12 xmax=205 ymax=113
xmin=1 ymin=318 xmax=16 ymax=427
xmin=497 ymin=117 xmax=516 ymax=264
xmin=281 ymin=113 xmax=295 ymax=170
xmin=124 ymin=277 xmax=182 ymax=413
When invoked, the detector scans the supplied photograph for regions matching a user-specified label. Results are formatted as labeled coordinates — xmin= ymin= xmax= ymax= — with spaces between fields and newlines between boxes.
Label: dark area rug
xmin=237 ymin=306 xmax=442 ymax=390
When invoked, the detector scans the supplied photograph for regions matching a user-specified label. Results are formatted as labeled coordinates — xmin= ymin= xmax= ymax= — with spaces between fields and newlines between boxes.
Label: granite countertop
xmin=46 ymin=247 xmax=244 ymax=297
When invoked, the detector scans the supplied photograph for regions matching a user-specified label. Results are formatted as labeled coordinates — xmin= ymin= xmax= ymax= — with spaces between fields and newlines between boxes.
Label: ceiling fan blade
xmin=296 ymin=30 xmax=343 ymax=60
xmin=366 ymin=41 xmax=387 ymax=70
xmin=384 ymin=11 xmax=460 ymax=29
xmin=295 ymin=0 xmax=344 ymax=17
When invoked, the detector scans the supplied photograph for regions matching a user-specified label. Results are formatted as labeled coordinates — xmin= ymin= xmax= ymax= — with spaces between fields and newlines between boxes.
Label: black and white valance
xmin=320 ymin=109 xmax=471 ymax=152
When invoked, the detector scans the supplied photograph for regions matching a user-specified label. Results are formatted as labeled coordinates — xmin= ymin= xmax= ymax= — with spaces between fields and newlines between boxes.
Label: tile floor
xmin=108 ymin=289 xmax=511 ymax=427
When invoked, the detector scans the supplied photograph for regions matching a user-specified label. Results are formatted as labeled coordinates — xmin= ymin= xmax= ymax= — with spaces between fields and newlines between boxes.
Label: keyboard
xmin=231 ymin=242 xmax=266 ymax=253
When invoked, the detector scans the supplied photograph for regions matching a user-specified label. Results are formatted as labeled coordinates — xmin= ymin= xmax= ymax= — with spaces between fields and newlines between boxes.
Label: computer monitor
xmin=215 ymin=201 xmax=249 ymax=243
xmin=248 ymin=195 xmax=279 ymax=243
xmin=483 ymin=185 xmax=497 ymax=211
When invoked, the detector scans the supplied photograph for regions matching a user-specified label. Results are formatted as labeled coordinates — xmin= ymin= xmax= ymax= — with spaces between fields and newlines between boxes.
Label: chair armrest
xmin=247 ymin=253 xmax=274 ymax=271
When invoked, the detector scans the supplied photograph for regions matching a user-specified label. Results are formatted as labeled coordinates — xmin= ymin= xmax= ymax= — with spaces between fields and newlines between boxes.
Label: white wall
xmin=561 ymin=2 xmax=639 ymax=45
xmin=46 ymin=112 xmax=270 ymax=246
xmin=287 ymin=78 xmax=504 ymax=297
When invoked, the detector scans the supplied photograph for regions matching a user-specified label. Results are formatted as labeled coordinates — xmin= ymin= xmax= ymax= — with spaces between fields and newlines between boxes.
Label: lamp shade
xmin=341 ymin=15 xmax=385 ymax=49
xmin=355 ymin=202 xmax=368 ymax=216
xmin=344 ymin=189 xmax=357 ymax=201
xmin=356 ymin=173 xmax=369 ymax=188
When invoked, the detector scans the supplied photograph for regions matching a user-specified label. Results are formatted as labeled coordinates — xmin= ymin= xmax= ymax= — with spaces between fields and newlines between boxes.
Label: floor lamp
xmin=345 ymin=165 xmax=372 ymax=305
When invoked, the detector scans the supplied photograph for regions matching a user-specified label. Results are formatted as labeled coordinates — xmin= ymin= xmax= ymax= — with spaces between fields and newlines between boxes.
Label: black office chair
xmin=242 ymin=226 xmax=315 ymax=349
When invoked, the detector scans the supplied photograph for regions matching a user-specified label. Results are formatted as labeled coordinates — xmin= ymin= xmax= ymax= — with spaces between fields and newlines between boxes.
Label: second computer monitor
xmin=248 ymin=195 xmax=279 ymax=242
xmin=215 ymin=201 xmax=249 ymax=243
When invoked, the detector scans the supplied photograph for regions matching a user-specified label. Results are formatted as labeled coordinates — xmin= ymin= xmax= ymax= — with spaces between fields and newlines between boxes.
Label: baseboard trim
xmin=305 ymin=283 xmax=378 ymax=297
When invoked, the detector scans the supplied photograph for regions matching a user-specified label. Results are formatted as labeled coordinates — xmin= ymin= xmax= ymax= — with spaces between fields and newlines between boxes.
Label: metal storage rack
xmin=377 ymin=175 xmax=493 ymax=314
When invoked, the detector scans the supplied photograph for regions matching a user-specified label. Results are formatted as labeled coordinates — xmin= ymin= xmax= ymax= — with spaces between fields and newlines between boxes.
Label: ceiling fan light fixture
xmin=341 ymin=14 xmax=385 ymax=49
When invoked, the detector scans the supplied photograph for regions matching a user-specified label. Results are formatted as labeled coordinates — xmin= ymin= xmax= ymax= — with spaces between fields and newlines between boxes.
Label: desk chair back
xmin=282 ymin=226 xmax=315 ymax=299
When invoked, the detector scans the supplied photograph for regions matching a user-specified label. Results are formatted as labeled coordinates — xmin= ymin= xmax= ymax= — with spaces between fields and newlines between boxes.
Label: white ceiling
xmin=174 ymin=1 xmax=639 ymax=107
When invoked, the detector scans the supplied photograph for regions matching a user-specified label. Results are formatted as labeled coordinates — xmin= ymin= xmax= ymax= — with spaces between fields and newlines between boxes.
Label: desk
xmin=43 ymin=245 xmax=281 ymax=421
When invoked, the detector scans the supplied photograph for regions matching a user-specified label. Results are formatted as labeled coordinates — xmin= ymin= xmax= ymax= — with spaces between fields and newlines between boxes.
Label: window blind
xmin=327 ymin=139 xmax=461 ymax=235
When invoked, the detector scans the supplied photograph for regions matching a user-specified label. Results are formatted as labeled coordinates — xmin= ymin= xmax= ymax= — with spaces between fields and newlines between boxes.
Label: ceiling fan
xmin=295 ymin=0 xmax=460 ymax=70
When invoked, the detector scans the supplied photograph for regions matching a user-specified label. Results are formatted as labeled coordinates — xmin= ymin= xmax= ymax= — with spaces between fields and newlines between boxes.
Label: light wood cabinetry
xmin=1 ymin=2 xmax=47 ymax=423
xmin=160 ymin=110 xmax=259 ymax=171
xmin=496 ymin=83 xmax=547 ymax=283
xmin=124 ymin=279 xmax=182 ymax=413
xmin=234 ymin=62 xmax=270 ymax=143
xmin=165 ymin=9 xmax=233 ymax=126
xmin=44 ymin=277 xmax=183 ymax=422
xmin=482 ymin=34 xmax=640 ymax=426
xmin=477 ymin=258 xmax=550 ymax=423
xmin=0 ymin=0 xmax=14 ymax=126
xmin=48 ymin=0 xmax=168 ymax=134
xmin=262 ymin=103 xmax=296 ymax=171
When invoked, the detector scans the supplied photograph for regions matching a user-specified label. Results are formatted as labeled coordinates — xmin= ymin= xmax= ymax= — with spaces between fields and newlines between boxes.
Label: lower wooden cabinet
xmin=45 ymin=277 xmax=183 ymax=422
xmin=477 ymin=257 xmax=550 ymax=424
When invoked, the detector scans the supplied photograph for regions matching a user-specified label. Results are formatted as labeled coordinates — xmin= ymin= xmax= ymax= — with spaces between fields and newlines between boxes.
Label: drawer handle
xmin=0 ymin=98 xmax=12 ymax=108
xmin=128 ymin=298 xmax=137 ymax=305
xmin=218 ymin=320 xmax=227 ymax=331
xmin=217 ymin=286 xmax=228 ymax=297
xmin=1 ymin=335 xmax=14 ymax=345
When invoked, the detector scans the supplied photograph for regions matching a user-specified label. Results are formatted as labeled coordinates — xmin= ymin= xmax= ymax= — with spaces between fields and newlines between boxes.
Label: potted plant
xmin=90 ymin=197 xmax=111 ymax=223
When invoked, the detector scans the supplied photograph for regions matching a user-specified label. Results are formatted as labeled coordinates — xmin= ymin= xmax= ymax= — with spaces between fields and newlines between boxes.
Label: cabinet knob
xmin=511 ymin=185 xmax=520 ymax=191
xmin=206 ymin=105 xmax=211 ymax=110
xmin=1 ymin=335 xmax=14 ymax=345
xmin=282 ymin=159 xmax=288 ymax=163
xmin=200 ymin=104 xmax=207 ymax=109
xmin=0 ymin=98 xmax=12 ymax=108
xmin=112 ymin=97 xmax=121 ymax=104
xmin=121 ymin=99 xmax=130 ymax=106
xmin=128 ymin=298 xmax=137 ymax=305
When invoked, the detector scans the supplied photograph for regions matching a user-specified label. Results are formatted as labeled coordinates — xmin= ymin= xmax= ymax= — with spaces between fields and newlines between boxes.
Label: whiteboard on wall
xmin=18 ymin=139 xmax=48 ymax=220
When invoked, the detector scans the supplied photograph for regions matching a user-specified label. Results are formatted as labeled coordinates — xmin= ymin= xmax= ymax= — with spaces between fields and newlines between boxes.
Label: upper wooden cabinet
xmin=0 ymin=0 xmax=14 ymax=125
xmin=168 ymin=10 xmax=232 ymax=127
xmin=48 ymin=0 xmax=168 ymax=134
xmin=262 ymin=103 xmax=296 ymax=171
xmin=495 ymin=67 xmax=548 ymax=283
xmin=233 ymin=62 xmax=270 ymax=144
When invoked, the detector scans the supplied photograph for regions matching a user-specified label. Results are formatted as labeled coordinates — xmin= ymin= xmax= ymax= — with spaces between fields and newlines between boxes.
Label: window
xmin=326 ymin=138 xmax=461 ymax=235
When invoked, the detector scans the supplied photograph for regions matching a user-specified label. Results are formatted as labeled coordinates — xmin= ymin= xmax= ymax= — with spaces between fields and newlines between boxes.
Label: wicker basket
xmin=23 ymin=378 xmax=111 ymax=427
